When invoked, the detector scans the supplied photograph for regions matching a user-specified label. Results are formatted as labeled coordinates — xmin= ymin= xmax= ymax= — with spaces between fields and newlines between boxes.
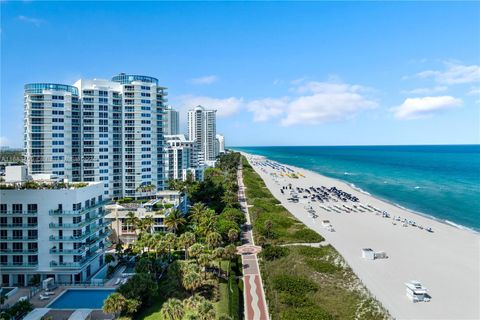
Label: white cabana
xmin=24 ymin=308 xmax=50 ymax=320
xmin=68 ymin=309 xmax=92 ymax=320
xmin=405 ymin=281 xmax=431 ymax=302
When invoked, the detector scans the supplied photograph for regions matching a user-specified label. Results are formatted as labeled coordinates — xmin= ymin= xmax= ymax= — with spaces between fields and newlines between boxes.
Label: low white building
xmin=105 ymin=190 xmax=187 ymax=244
xmin=0 ymin=167 xmax=111 ymax=286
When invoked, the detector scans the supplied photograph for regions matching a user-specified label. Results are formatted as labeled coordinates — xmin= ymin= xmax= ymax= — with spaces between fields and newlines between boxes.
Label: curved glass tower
xmin=24 ymin=83 xmax=81 ymax=180
xmin=23 ymin=74 xmax=169 ymax=198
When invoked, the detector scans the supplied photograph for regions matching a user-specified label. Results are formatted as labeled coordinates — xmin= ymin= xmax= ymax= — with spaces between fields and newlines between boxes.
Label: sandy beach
xmin=244 ymin=153 xmax=480 ymax=320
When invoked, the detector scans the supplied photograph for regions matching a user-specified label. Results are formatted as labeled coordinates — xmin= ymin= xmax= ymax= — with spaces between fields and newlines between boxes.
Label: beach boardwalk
xmin=237 ymin=165 xmax=269 ymax=320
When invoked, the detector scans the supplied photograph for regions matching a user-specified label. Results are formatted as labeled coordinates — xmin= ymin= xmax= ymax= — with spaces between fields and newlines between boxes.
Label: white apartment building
xmin=216 ymin=134 xmax=225 ymax=154
xmin=164 ymin=106 xmax=180 ymax=135
xmin=0 ymin=168 xmax=111 ymax=286
xmin=187 ymin=106 xmax=217 ymax=162
xmin=24 ymin=74 xmax=169 ymax=199
xmin=165 ymin=134 xmax=196 ymax=181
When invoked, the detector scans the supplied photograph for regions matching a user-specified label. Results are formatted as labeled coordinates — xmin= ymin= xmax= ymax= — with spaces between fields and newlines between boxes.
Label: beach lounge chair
xmin=39 ymin=294 xmax=50 ymax=300
xmin=44 ymin=291 xmax=55 ymax=296
xmin=115 ymin=278 xmax=121 ymax=285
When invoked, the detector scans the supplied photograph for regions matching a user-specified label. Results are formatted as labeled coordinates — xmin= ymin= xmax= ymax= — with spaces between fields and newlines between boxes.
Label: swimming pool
xmin=47 ymin=289 xmax=115 ymax=309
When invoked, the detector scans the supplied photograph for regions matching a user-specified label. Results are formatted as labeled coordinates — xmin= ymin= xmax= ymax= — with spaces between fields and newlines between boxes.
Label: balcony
xmin=49 ymin=212 xmax=107 ymax=229
xmin=0 ymin=262 xmax=38 ymax=269
xmin=0 ymin=249 xmax=38 ymax=254
xmin=0 ymin=236 xmax=38 ymax=242
xmin=49 ymin=222 xmax=110 ymax=242
xmin=0 ymin=223 xmax=38 ymax=229
xmin=50 ymin=246 xmax=88 ymax=255
xmin=49 ymin=252 xmax=101 ymax=269
xmin=0 ymin=211 xmax=38 ymax=216
xmin=49 ymin=199 xmax=110 ymax=216
xmin=86 ymin=229 xmax=112 ymax=246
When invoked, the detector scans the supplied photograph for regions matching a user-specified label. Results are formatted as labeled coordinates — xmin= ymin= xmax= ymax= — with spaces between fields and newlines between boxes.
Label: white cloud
xmin=0 ymin=136 xmax=9 ymax=147
xmin=176 ymin=79 xmax=377 ymax=126
xmin=280 ymin=81 xmax=377 ymax=126
xmin=188 ymin=75 xmax=218 ymax=85
xmin=17 ymin=15 xmax=44 ymax=26
xmin=247 ymin=97 xmax=288 ymax=122
xmin=392 ymin=96 xmax=463 ymax=120
xmin=415 ymin=62 xmax=480 ymax=85
xmin=402 ymin=86 xmax=448 ymax=95
xmin=177 ymin=95 xmax=243 ymax=117
xmin=467 ymin=87 xmax=480 ymax=96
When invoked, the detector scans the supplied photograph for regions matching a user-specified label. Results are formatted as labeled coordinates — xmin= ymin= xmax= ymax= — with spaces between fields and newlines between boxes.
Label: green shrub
xmin=281 ymin=306 xmax=335 ymax=320
xmin=305 ymin=259 xmax=340 ymax=274
xmin=272 ymin=275 xmax=318 ymax=296
xmin=117 ymin=273 xmax=158 ymax=306
xmin=293 ymin=229 xmax=324 ymax=242
xmin=279 ymin=292 xmax=314 ymax=307
xmin=298 ymin=245 xmax=332 ymax=258
xmin=260 ymin=245 xmax=290 ymax=261
xmin=228 ymin=272 xmax=240 ymax=320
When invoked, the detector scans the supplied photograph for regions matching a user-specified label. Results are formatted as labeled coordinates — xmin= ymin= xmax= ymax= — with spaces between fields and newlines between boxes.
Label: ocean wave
xmin=344 ymin=172 xmax=354 ymax=176
xmin=445 ymin=220 xmax=478 ymax=233
xmin=349 ymin=183 xmax=371 ymax=196
xmin=414 ymin=186 xmax=421 ymax=189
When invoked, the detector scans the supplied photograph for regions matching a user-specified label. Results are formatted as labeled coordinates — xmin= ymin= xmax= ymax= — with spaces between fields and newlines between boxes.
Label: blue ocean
xmin=234 ymin=145 xmax=480 ymax=232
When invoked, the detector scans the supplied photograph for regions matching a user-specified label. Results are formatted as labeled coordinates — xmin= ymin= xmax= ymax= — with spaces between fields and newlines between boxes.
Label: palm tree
xmin=188 ymin=243 xmax=204 ymax=263
xmin=198 ymin=209 xmax=218 ymax=237
xmin=198 ymin=253 xmax=211 ymax=279
xmin=160 ymin=298 xmax=185 ymax=320
xmin=212 ymin=247 xmax=225 ymax=276
xmin=221 ymin=190 xmax=238 ymax=208
xmin=224 ymin=244 xmax=237 ymax=277
xmin=206 ymin=231 xmax=222 ymax=250
xmin=179 ymin=232 xmax=195 ymax=259
xmin=103 ymin=292 xmax=126 ymax=318
xmin=164 ymin=209 xmax=186 ymax=234
xmin=227 ymin=228 xmax=239 ymax=243
xmin=125 ymin=211 xmax=139 ymax=234
xmin=189 ymin=202 xmax=206 ymax=224
xmin=197 ymin=300 xmax=216 ymax=320
xmin=164 ymin=232 xmax=177 ymax=261
xmin=182 ymin=270 xmax=203 ymax=294
xmin=125 ymin=298 xmax=141 ymax=315
xmin=138 ymin=215 xmax=154 ymax=233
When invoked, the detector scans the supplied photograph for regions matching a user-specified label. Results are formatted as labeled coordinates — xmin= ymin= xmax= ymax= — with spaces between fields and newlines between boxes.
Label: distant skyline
xmin=1 ymin=1 xmax=479 ymax=147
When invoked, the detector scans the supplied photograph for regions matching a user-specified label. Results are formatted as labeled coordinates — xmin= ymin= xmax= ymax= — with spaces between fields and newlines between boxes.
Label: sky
xmin=1 ymin=1 xmax=479 ymax=147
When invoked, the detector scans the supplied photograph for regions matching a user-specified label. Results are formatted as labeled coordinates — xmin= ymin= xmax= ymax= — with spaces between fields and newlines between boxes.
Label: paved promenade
xmin=237 ymin=165 xmax=269 ymax=320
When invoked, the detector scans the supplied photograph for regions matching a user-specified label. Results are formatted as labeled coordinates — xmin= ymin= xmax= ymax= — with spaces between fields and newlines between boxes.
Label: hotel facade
xmin=0 ymin=172 xmax=110 ymax=286
xmin=24 ymin=74 xmax=168 ymax=199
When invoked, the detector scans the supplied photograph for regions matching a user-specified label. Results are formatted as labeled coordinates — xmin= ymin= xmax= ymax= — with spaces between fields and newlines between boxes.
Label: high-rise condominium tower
xmin=164 ymin=106 xmax=180 ymax=135
xmin=24 ymin=74 xmax=168 ymax=198
xmin=187 ymin=106 xmax=217 ymax=162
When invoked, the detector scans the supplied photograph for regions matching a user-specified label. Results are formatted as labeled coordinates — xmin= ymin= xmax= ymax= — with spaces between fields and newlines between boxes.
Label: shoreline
xmin=237 ymin=151 xmax=479 ymax=235
xmin=241 ymin=152 xmax=480 ymax=320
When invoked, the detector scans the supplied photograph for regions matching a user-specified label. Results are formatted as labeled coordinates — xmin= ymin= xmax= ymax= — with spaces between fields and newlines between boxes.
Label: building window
xmin=12 ymin=204 xmax=22 ymax=214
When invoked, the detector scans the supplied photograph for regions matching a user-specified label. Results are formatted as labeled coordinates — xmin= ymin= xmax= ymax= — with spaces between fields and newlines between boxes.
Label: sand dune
xmin=244 ymin=153 xmax=480 ymax=320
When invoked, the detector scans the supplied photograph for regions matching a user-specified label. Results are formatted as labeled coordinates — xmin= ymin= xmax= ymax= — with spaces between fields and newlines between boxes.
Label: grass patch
xmin=217 ymin=280 xmax=230 ymax=317
xmin=242 ymin=157 xmax=324 ymax=245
